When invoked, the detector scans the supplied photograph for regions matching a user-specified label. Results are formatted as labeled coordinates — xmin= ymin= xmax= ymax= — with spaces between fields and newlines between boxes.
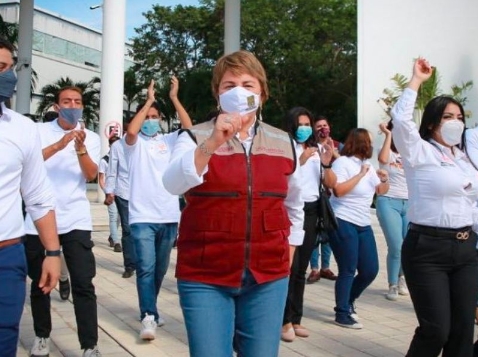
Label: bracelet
xmin=76 ymin=148 xmax=87 ymax=156
xmin=198 ymin=139 xmax=214 ymax=156
xmin=45 ymin=249 xmax=61 ymax=257
xmin=321 ymin=163 xmax=332 ymax=169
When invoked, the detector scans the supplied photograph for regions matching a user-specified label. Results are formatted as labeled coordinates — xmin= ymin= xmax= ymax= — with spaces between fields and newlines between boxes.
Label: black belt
xmin=409 ymin=223 xmax=472 ymax=241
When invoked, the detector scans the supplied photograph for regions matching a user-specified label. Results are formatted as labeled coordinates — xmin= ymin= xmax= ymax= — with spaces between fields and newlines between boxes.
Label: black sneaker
xmin=59 ymin=278 xmax=70 ymax=300
xmin=335 ymin=315 xmax=363 ymax=329
xmin=113 ymin=243 xmax=122 ymax=253
xmin=122 ymin=268 xmax=135 ymax=278
xmin=108 ymin=236 xmax=114 ymax=247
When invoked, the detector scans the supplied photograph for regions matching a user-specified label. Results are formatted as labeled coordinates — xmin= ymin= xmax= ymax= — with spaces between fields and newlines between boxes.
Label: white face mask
xmin=219 ymin=86 xmax=260 ymax=116
xmin=440 ymin=119 xmax=464 ymax=146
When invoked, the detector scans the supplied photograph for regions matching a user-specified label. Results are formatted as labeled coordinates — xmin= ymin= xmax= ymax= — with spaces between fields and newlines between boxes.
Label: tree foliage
xmin=36 ymin=76 xmax=101 ymax=129
xmin=130 ymin=0 xmax=357 ymax=139
xmin=378 ymin=64 xmax=474 ymax=119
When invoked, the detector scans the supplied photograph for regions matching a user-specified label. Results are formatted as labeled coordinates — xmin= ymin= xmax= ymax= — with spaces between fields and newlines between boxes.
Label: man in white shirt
xmin=125 ymin=80 xmax=191 ymax=341
xmin=23 ymin=86 xmax=102 ymax=357
xmin=0 ymin=38 xmax=60 ymax=357
xmin=104 ymin=136 xmax=137 ymax=277
xmin=99 ymin=135 xmax=122 ymax=252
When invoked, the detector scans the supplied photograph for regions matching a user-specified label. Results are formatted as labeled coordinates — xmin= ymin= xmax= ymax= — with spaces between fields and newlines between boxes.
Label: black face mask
xmin=0 ymin=68 xmax=17 ymax=103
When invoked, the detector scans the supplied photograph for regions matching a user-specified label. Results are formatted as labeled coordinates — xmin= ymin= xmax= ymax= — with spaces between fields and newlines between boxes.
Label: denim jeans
xmin=131 ymin=222 xmax=177 ymax=321
xmin=25 ymin=230 xmax=98 ymax=350
xmin=375 ymin=196 xmax=409 ymax=285
xmin=310 ymin=242 xmax=333 ymax=270
xmin=178 ymin=271 xmax=288 ymax=357
xmin=107 ymin=201 xmax=120 ymax=244
xmin=329 ymin=218 xmax=379 ymax=320
xmin=115 ymin=196 xmax=136 ymax=270
xmin=0 ymin=243 xmax=26 ymax=357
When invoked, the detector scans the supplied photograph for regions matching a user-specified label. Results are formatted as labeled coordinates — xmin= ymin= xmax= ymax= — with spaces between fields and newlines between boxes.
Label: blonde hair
xmin=211 ymin=50 xmax=269 ymax=103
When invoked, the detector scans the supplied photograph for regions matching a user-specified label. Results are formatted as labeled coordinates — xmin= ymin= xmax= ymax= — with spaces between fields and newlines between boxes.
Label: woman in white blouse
xmin=376 ymin=121 xmax=409 ymax=301
xmin=391 ymin=58 xmax=478 ymax=357
xmin=329 ymin=128 xmax=389 ymax=329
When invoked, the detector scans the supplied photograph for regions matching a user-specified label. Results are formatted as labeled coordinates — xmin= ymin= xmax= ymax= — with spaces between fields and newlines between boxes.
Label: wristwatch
xmin=45 ymin=250 xmax=61 ymax=257
xmin=76 ymin=148 xmax=87 ymax=156
xmin=321 ymin=163 xmax=332 ymax=169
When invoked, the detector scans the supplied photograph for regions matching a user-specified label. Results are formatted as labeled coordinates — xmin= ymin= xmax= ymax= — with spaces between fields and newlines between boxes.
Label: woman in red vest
xmin=163 ymin=50 xmax=305 ymax=357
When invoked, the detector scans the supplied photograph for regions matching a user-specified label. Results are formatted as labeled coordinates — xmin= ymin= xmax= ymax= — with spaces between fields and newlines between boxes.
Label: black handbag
xmin=316 ymin=167 xmax=338 ymax=234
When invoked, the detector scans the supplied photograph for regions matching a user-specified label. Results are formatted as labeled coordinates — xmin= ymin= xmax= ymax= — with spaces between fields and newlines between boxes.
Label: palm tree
xmin=36 ymin=76 xmax=101 ymax=129
xmin=123 ymin=67 xmax=143 ymax=124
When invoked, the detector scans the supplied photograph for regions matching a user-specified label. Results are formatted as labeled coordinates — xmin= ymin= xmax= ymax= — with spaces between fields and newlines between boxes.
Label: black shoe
xmin=122 ymin=269 xmax=135 ymax=278
xmin=108 ymin=236 xmax=114 ymax=247
xmin=59 ymin=278 xmax=70 ymax=300
xmin=113 ymin=243 xmax=122 ymax=253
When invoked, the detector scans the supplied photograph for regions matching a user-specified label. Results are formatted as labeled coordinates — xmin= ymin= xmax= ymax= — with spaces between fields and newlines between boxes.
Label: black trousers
xmin=283 ymin=200 xmax=319 ymax=325
xmin=402 ymin=227 xmax=478 ymax=357
xmin=24 ymin=230 xmax=98 ymax=350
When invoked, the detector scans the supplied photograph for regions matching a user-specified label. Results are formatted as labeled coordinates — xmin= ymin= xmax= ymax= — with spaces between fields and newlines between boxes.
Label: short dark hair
xmin=418 ymin=96 xmax=465 ymax=143
xmin=43 ymin=111 xmax=59 ymax=122
xmin=0 ymin=37 xmax=15 ymax=54
xmin=136 ymin=101 xmax=162 ymax=116
xmin=341 ymin=128 xmax=373 ymax=160
xmin=314 ymin=115 xmax=330 ymax=125
xmin=282 ymin=106 xmax=317 ymax=148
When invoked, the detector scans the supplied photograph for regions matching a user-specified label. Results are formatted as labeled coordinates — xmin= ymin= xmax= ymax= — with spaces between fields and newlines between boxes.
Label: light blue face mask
xmin=141 ymin=119 xmax=161 ymax=136
xmin=0 ymin=68 xmax=17 ymax=103
xmin=295 ymin=126 xmax=313 ymax=143
xmin=59 ymin=108 xmax=83 ymax=126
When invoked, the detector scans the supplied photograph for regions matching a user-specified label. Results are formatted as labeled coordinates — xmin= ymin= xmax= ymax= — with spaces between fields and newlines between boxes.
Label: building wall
xmin=358 ymin=0 xmax=478 ymax=152
xmin=0 ymin=1 xmax=134 ymax=116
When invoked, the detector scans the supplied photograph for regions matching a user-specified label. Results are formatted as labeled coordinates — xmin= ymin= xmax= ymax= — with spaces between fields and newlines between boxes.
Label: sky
xmin=34 ymin=0 xmax=201 ymax=41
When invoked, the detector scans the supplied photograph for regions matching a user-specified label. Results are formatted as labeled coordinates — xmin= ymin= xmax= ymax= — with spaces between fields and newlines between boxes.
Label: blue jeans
xmin=107 ymin=201 xmax=120 ymax=243
xmin=310 ymin=241 xmax=333 ymax=270
xmin=131 ymin=222 xmax=178 ymax=321
xmin=0 ymin=243 xmax=26 ymax=357
xmin=375 ymin=196 xmax=409 ymax=285
xmin=115 ymin=196 xmax=136 ymax=270
xmin=329 ymin=218 xmax=379 ymax=320
xmin=178 ymin=271 xmax=288 ymax=357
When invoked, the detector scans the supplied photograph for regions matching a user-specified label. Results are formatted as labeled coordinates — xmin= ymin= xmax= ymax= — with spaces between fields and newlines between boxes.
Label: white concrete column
xmin=15 ymin=0 xmax=34 ymax=115
xmin=224 ymin=0 xmax=240 ymax=54
xmin=97 ymin=0 xmax=126 ymax=202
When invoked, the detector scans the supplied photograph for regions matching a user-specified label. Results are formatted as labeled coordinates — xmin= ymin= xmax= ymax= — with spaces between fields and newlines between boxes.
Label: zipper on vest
xmin=244 ymin=143 xmax=253 ymax=270
xmin=189 ymin=191 xmax=239 ymax=197
xmin=259 ymin=192 xmax=287 ymax=198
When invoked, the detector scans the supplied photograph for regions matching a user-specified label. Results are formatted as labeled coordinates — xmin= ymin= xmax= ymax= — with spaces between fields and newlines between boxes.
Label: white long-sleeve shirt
xmin=0 ymin=105 xmax=55 ymax=241
xmin=391 ymin=88 xmax=478 ymax=228
xmin=105 ymin=138 xmax=130 ymax=200
xmin=162 ymin=127 xmax=305 ymax=246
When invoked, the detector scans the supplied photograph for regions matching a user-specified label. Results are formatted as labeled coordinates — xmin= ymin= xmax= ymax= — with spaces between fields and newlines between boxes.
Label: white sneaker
xmin=30 ymin=337 xmax=50 ymax=357
xmin=140 ymin=314 xmax=157 ymax=341
xmin=386 ymin=285 xmax=399 ymax=301
xmin=398 ymin=276 xmax=409 ymax=296
xmin=157 ymin=316 xmax=165 ymax=327
xmin=83 ymin=346 xmax=102 ymax=357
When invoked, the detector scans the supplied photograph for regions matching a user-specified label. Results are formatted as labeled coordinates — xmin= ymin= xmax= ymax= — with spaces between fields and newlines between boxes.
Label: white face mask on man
xmin=440 ymin=119 xmax=464 ymax=146
xmin=219 ymin=86 xmax=260 ymax=116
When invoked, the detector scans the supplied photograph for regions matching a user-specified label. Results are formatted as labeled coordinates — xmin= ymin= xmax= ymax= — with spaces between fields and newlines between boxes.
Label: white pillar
xmin=224 ymin=0 xmax=240 ymax=54
xmin=97 ymin=0 xmax=126 ymax=202
xmin=15 ymin=0 xmax=34 ymax=115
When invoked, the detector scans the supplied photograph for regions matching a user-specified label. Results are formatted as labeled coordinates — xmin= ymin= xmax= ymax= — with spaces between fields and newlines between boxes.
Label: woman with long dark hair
xmin=391 ymin=58 xmax=478 ymax=357
xmin=281 ymin=107 xmax=336 ymax=342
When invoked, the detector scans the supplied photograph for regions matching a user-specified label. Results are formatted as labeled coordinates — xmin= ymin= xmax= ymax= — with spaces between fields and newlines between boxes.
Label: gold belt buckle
xmin=456 ymin=231 xmax=469 ymax=240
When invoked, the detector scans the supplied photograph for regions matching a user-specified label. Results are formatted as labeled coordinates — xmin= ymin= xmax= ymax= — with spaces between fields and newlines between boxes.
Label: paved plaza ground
xmin=16 ymin=192 xmax=446 ymax=357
